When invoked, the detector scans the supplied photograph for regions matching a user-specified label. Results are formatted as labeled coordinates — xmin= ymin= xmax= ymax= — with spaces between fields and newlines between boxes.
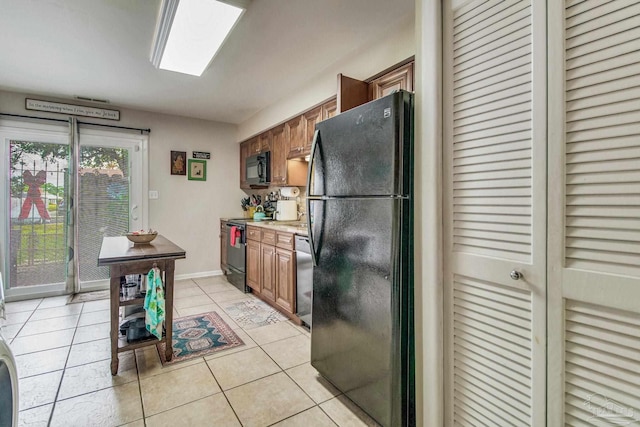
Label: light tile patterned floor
xmin=1 ymin=275 xmax=380 ymax=427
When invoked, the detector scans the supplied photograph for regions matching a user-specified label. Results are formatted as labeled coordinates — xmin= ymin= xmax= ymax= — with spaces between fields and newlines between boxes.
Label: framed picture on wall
xmin=188 ymin=159 xmax=206 ymax=181
xmin=171 ymin=151 xmax=187 ymax=175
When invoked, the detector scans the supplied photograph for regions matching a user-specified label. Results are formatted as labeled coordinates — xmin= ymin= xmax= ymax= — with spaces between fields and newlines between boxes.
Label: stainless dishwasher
xmin=295 ymin=235 xmax=312 ymax=328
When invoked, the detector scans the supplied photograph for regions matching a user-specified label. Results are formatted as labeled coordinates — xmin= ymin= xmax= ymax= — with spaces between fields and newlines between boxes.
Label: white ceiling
xmin=0 ymin=0 xmax=415 ymax=124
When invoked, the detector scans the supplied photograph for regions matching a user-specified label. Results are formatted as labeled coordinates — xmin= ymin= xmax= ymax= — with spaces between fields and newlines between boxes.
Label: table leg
xmin=164 ymin=260 xmax=175 ymax=362
xmin=110 ymin=269 xmax=120 ymax=375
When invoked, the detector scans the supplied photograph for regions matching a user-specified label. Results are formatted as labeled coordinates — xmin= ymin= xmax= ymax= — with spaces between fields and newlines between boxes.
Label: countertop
xmin=247 ymin=220 xmax=308 ymax=236
xmin=220 ymin=217 xmax=308 ymax=236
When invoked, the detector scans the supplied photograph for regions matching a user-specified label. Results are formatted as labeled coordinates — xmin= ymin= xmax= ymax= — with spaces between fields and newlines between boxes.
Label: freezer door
xmin=309 ymin=90 xmax=413 ymax=198
xmin=310 ymin=197 xmax=412 ymax=426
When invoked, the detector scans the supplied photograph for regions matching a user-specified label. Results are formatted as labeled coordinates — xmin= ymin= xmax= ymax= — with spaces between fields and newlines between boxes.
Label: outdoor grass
xmin=13 ymin=220 xmax=67 ymax=265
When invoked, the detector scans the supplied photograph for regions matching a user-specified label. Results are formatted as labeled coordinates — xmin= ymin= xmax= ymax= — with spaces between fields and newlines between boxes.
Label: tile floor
xmin=1 ymin=275 xmax=380 ymax=427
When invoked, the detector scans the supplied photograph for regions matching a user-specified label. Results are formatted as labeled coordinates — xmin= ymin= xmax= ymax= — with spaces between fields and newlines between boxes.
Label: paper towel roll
xmin=280 ymin=187 xmax=300 ymax=198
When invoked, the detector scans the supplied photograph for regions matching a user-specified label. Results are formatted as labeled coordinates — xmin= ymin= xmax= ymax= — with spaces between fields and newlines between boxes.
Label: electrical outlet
xmin=149 ymin=190 xmax=159 ymax=199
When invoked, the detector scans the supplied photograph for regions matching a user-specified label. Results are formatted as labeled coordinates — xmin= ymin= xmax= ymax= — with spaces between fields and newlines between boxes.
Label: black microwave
xmin=246 ymin=151 xmax=270 ymax=186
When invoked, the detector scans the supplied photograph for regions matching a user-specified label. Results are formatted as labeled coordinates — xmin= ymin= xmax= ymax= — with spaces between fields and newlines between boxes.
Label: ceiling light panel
xmin=152 ymin=0 xmax=246 ymax=77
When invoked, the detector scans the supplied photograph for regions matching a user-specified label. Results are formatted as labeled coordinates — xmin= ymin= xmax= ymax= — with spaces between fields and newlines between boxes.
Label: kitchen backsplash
xmin=242 ymin=186 xmax=306 ymax=220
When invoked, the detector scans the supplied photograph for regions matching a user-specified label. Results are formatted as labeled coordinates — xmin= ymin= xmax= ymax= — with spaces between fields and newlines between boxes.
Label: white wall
xmin=237 ymin=15 xmax=416 ymax=141
xmin=0 ymin=89 xmax=244 ymax=278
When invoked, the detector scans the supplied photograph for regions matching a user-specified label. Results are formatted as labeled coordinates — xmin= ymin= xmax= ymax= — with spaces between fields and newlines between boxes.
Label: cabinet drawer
xmin=275 ymin=232 xmax=295 ymax=250
xmin=262 ymin=229 xmax=276 ymax=245
xmin=247 ymin=226 xmax=261 ymax=242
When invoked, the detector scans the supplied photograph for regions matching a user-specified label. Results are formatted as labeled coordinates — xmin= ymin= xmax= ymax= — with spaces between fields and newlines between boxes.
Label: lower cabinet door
xmin=246 ymin=240 xmax=261 ymax=293
xmin=275 ymin=248 xmax=295 ymax=313
xmin=261 ymin=244 xmax=276 ymax=302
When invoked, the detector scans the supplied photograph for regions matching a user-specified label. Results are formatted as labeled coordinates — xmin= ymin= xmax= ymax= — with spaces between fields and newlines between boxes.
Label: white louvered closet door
xmin=548 ymin=1 xmax=640 ymax=425
xmin=443 ymin=1 xmax=547 ymax=426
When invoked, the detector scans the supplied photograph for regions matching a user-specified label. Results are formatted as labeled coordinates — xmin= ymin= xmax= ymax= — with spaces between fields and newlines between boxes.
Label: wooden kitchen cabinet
xmin=322 ymin=97 xmax=337 ymax=120
xmin=258 ymin=131 xmax=272 ymax=152
xmin=303 ymin=106 xmax=322 ymax=153
xmin=220 ymin=220 xmax=228 ymax=273
xmin=240 ymin=140 xmax=251 ymax=190
xmin=275 ymin=247 xmax=295 ymax=313
xmin=275 ymin=231 xmax=295 ymax=250
xmin=239 ymin=60 xmax=413 ymax=189
xmin=286 ymin=115 xmax=305 ymax=158
xmin=246 ymin=226 xmax=297 ymax=315
xmin=369 ymin=61 xmax=414 ymax=100
xmin=271 ymin=125 xmax=287 ymax=185
xmin=249 ymin=137 xmax=262 ymax=155
xmin=337 ymin=74 xmax=369 ymax=113
xmin=246 ymin=238 xmax=261 ymax=293
xmin=260 ymin=243 xmax=276 ymax=302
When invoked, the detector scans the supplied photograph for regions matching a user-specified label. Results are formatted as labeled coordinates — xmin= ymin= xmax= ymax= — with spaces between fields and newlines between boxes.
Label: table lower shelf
xmin=119 ymin=296 xmax=146 ymax=306
xmin=117 ymin=333 xmax=166 ymax=353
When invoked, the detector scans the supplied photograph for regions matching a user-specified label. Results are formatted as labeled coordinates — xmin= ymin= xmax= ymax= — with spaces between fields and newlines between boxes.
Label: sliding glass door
xmin=1 ymin=123 xmax=70 ymax=298
xmin=0 ymin=120 xmax=147 ymax=299
xmin=77 ymin=131 xmax=145 ymax=292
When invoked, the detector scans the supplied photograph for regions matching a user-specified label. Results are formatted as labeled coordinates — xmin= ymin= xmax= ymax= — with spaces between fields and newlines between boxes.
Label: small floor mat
xmin=68 ymin=290 xmax=110 ymax=304
xmin=157 ymin=311 xmax=244 ymax=365
xmin=222 ymin=299 xmax=288 ymax=330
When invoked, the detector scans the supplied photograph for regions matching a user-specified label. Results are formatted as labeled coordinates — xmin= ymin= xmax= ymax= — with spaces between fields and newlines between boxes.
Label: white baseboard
xmin=4 ymin=271 xmax=225 ymax=302
xmin=175 ymin=270 xmax=224 ymax=281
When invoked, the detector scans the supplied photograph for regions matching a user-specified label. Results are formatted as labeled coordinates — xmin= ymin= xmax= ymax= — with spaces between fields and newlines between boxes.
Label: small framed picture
xmin=171 ymin=151 xmax=186 ymax=175
xmin=188 ymin=159 xmax=207 ymax=181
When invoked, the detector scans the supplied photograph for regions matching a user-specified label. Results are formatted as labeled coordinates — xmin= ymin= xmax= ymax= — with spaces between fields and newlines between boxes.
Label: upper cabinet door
xmin=369 ymin=62 xmax=414 ymax=100
xmin=271 ymin=125 xmax=287 ymax=185
xmin=239 ymin=140 xmax=251 ymax=189
xmin=302 ymin=106 xmax=322 ymax=154
xmin=248 ymin=137 xmax=261 ymax=155
xmin=321 ymin=98 xmax=337 ymax=121
xmin=337 ymin=74 xmax=369 ymax=114
xmin=259 ymin=131 xmax=272 ymax=152
xmin=443 ymin=1 xmax=547 ymax=426
xmin=286 ymin=116 xmax=305 ymax=158
xmin=547 ymin=1 xmax=640 ymax=425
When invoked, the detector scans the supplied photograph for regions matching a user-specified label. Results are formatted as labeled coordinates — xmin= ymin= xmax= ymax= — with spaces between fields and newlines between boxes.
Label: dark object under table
xmin=97 ymin=235 xmax=186 ymax=375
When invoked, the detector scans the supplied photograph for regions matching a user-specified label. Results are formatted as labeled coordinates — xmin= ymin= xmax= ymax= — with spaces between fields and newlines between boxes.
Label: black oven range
xmin=225 ymin=219 xmax=251 ymax=293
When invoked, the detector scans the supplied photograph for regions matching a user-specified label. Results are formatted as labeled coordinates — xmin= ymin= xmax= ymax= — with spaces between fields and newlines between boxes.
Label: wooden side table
xmin=97 ymin=235 xmax=186 ymax=375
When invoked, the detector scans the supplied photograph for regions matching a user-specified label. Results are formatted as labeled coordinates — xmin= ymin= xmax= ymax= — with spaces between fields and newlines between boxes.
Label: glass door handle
xmin=0 ymin=274 xmax=5 ymax=320
xmin=131 ymin=204 xmax=139 ymax=221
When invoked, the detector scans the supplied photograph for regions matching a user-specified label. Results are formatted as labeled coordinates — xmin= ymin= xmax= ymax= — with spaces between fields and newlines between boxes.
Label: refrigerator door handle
xmin=306 ymin=197 xmax=318 ymax=267
xmin=307 ymin=129 xmax=320 ymax=266
xmin=306 ymin=129 xmax=320 ymax=196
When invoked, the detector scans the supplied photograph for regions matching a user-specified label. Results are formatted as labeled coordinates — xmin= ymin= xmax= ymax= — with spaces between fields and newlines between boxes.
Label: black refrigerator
xmin=306 ymin=90 xmax=414 ymax=427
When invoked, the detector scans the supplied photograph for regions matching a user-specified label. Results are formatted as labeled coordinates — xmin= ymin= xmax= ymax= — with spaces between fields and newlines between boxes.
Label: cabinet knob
xmin=510 ymin=270 xmax=523 ymax=281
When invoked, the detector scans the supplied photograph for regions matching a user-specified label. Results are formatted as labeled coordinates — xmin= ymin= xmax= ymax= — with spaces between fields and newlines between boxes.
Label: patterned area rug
xmin=223 ymin=299 xmax=288 ymax=330
xmin=157 ymin=312 xmax=244 ymax=365
xmin=68 ymin=290 xmax=110 ymax=304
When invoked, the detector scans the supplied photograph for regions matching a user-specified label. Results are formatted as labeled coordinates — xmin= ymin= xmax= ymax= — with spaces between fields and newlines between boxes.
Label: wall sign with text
xmin=192 ymin=151 xmax=210 ymax=159
xmin=25 ymin=98 xmax=120 ymax=121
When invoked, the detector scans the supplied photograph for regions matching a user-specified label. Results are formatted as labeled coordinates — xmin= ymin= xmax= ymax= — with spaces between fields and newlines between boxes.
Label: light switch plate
xmin=149 ymin=190 xmax=159 ymax=199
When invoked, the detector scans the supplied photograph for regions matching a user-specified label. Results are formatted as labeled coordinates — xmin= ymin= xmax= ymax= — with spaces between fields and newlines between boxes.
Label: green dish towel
xmin=144 ymin=267 xmax=165 ymax=340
